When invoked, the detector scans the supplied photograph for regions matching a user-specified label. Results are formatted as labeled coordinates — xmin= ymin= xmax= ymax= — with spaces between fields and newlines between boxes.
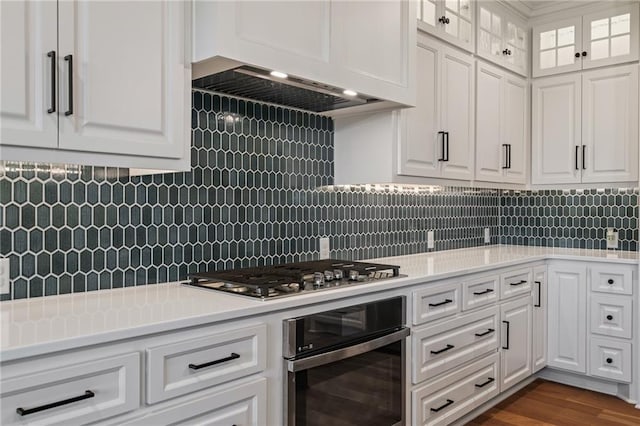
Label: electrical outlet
xmin=484 ymin=228 xmax=491 ymax=244
xmin=427 ymin=231 xmax=434 ymax=249
xmin=606 ymin=228 xmax=619 ymax=249
xmin=0 ymin=258 xmax=9 ymax=294
xmin=319 ymin=237 xmax=330 ymax=259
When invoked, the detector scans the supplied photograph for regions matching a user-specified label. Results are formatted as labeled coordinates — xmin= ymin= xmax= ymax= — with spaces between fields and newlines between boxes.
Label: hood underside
xmin=192 ymin=65 xmax=381 ymax=113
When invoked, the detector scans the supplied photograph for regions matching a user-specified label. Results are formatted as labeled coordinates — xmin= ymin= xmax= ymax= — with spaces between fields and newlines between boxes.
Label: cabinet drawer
xmin=122 ymin=378 xmax=267 ymax=425
xmin=590 ymin=295 xmax=632 ymax=339
xmin=1 ymin=353 xmax=140 ymax=426
xmin=500 ymin=268 xmax=532 ymax=299
xmin=412 ymin=353 xmax=499 ymax=426
xmin=462 ymin=275 xmax=499 ymax=311
xmin=412 ymin=306 xmax=499 ymax=383
xmin=590 ymin=264 xmax=633 ymax=295
xmin=413 ymin=281 xmax=461 ymax=325
xmin=588 ymin=337 xmax=632 ymax=383
xmin=146 ymin=324 xmax=267 ymax=404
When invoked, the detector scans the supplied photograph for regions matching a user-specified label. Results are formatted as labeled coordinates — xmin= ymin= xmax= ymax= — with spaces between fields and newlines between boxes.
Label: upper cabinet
xmin=417 ymin=0 xmax=475 ymax=53
xmin=533 ymin=3 xmax=639 ymax=77
xmin=193 ymin=0 xmax=416 ymax=111
xmin=0 ymin=0 xmax=191 ymax=171
xmin=532 ymin=64 xmax=638 ymax=185
xmin=476 ymin=1 xmax=529 ymax=77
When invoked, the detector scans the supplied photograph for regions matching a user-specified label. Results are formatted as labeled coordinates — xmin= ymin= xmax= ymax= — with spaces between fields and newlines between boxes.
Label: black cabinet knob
xmin=438 ymin=16 xmax=450 ymax=24
xmin=606 ymin=315 xmax=613 ymax=321
xmin=606 ymin=358 xmax=613 ymax=364
xmin=582 ymin=51 xmax=588 ymax=57
xmin=574 ymin=52 xmax=581 ymax=58
xmin=607 ymin=279 xmax=614 ymax=285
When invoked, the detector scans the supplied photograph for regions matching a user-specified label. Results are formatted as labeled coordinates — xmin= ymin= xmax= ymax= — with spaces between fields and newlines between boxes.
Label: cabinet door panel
xmin=502 ymin=74 xmax=527 ymax=184
xmin=58 ymin=0 xmax=189 ymax=159
xmin=398 ymin=41 xmax=440 ymax=178
xmin=475 ymin=62 xmax=503 ymax=183
xmin=532 ymin=74 xmax=582 ymax=184
xmin=500 ymin=296 xmax=532 ymax=391
xmin=581 ymin=65 xmax=638 ymax=183
xmin=547 ymin=264 xmax=587 ymax=373
xmin=582 ymin=4 xmax=639 ymax=70
xmin=440 ymin=46 xmax=474 ymax=180
xmin=0 ymin=0 xmax=57 ymax=150
xmin=532 ymin=17 xmax=582 ymax=78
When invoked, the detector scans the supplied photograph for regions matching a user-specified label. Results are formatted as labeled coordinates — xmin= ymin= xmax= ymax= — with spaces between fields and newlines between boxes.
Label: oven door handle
xmin=286 ymin=327 xmax=410 ymax=372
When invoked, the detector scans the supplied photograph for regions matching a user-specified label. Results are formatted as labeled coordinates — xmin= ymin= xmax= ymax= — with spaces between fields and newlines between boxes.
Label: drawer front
xmin=590 ymin=264 xmax=633 ymax=295
xmin=588 ymin=337 xmax=632 ymax=383
xmin=413 ymin=281 xmax=461 ymax=325
xmin=122 ymin=378 xmax=267 ymax=425
xmin=500 ymin=268 xmax=532 ymax=300
xmin=590 ymin=295 xmax=632 ymax=339
xmin=412 ymin=307 xmax=499 ymax=383
xmin=412 ymin=353 xmax=499 ymax=426
xmin=146 ymin=324 xmax=267 ymax=404
xmin=462 ymin=275 xmax=499 ymax=311
xmin=1 ymin=353 xmax=140 ymax=426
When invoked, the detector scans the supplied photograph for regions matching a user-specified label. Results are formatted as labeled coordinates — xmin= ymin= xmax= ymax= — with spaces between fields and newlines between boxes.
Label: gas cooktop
xmin=185 ymin=259 xmax=401 ymax=300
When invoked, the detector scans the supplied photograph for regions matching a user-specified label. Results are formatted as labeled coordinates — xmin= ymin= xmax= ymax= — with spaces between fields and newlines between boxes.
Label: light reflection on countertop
xmin=1 ymin=245 xmax=637 ymax=361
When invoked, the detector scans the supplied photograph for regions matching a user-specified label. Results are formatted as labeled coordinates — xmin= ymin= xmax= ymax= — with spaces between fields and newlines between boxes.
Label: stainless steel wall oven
xmin=283 ymin=297 xmax=408 ymax=426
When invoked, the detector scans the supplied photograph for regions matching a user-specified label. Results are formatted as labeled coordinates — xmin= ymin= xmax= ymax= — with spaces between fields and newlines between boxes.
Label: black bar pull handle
xmin=189 ymin=352 xmax=240 ymax=370
xmin=502 ymin=144 xmax=509 ymax=169
xmin=475 ymin=377 xmax=495 ymax=388
xmin=64 ymin=54 xmax=73 ymax=116
xmin=47 ymin=51 xmax=56 ymax=113
xmin=438 ymin=131 xmax=446 ymax=161
xmin=474 ymin=328 xmax=495 ymax=337
xmin=444 ymin=131 xmax=450 ymax=161
xmin=431 ymin=399 xmax=454 ymax=412
xmin=429 ymin=298 xmax=452 ymax=307
xmin=575 ymin=146 xmax=580 ymax=170
xmin=16 ymin=390 xmax=95 ymax=416
xmin=502 ymin=320 xmax=510 ymax=350
xmin=430 ymin=344 xmax=454 ymax=355
xmin=582 ymin=145 xmax=586 ymax=170
xmin=534 ymin=280 xmax=542 ymax=307
xmin=509 ymin=280 xmax=527 ymax=286
xmin=508 ymin=144 xmax=512 ymax=169
xmin=473 ymin=288 xmax=494 ymax=295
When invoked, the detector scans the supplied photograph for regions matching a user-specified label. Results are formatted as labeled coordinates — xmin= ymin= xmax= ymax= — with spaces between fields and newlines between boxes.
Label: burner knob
xmin=333 ymin=269 xmax=344 ymax=280
xmin=349 ymin=270 xmax=360 ymax=281
xmin=314 ymin=272 xmax=325 ymax=288
xmin=324 ymin=270 xmax=335 ymax=281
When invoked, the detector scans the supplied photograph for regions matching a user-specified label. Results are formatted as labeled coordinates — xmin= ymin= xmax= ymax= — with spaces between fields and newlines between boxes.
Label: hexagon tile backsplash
xmin=0 ymin=91 xmax=637 ymax=300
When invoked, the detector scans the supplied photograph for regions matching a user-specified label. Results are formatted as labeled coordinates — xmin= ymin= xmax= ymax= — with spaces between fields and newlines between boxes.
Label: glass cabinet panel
xmin=417 ymin=0 xmax=474 ymax=53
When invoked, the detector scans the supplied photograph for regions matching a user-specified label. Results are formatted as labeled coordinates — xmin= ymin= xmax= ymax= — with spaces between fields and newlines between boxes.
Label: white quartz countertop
xmin=1 ymin=245 xmax=638 ymax=362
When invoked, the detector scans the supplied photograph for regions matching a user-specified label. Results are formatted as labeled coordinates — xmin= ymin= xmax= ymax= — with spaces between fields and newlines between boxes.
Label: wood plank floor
xmin=467 ymin=379 xmax=640 ymax=426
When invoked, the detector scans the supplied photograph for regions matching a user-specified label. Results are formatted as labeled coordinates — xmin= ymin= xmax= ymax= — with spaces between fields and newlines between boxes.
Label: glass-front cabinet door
xmin=417 ymin=0 xmax=474 ymax=53
xmin=582 ymin=3 xmax=639 ymax=70
xmin=533 ymin=17 xmax=583 ymax=77
xmin=477 ymin=1 xmax=528 ymax=77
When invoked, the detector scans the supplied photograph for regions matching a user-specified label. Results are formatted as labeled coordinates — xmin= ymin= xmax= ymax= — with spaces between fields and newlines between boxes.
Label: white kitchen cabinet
xmin=0 ymin=0 xmax=58 ymax=149
xmin=0 ymin=0 xmax=191 ymax=171
xmin=193 ymin=0 xmax=416 ymax=110
xmin=417 ymin=0 xmax=474 ymax=53
xmin=532 ymin=64 xmax=639 ymax=185
xmin=475 ymin=61 xmax=527 ymax=185
xmin=399 ymin=37 xmax=474 ymax=181
xmin=532 ymin=266 xmax=547 ymax=373
xmin=499 ymin=296 xmax=532 ymax=391
xmin=532 ymin=3 xmax=639 ymax=77
xmin=547 ymin=263 xmax=587 ymax=374
xmin=476 ymin=1 xmax=528 ymax=77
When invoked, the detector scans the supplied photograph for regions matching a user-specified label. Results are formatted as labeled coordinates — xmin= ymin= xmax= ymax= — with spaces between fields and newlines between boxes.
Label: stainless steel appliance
xmin=186 ymin=259 xmax=401 ymax=300
xmin=283 ymin=297 xmax=408 ymax=426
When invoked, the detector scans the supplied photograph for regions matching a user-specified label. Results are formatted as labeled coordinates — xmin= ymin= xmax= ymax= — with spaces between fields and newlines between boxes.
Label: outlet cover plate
xmin=319 ymin=238 xmax=330 ymax=259
xmin=427 ymin=231 xmax=434 ymax=249
xmin=0 ymin=258 xmax=9 ymax=294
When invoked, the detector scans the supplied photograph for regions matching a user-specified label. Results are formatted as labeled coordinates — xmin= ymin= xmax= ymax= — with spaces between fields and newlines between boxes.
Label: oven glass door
xmin=287 ymin=338 xmax=404 ymax=426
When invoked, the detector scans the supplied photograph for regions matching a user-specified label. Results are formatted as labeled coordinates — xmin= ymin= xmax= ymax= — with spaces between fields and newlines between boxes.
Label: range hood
xmin=192 ymin=65 xmax=382 ymax=114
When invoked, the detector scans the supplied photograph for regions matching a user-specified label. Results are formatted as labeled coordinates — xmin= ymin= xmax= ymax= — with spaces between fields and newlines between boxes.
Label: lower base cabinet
xmin=412 ymin=353 xmax=499 ymax=426
xmin=499 ymin=296 xmax=533 ymax=391
xmin=120 ymin=378 xmax=267 ymax=425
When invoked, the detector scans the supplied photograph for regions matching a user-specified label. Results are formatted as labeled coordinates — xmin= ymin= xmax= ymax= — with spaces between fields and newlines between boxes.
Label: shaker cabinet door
xmin=57 ymin=0 xmax=189 ymax=160
xmin=475 ymin=62 xmax=504 ymax=183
